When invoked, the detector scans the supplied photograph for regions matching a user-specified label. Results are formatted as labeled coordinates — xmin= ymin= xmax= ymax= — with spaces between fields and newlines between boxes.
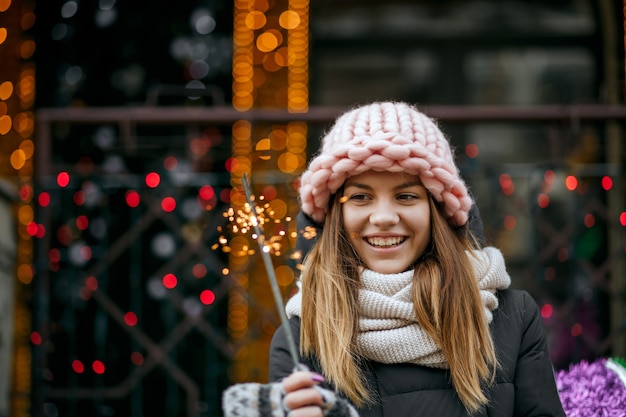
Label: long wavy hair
xmin=299 ymin=190 xmax=497 ymax=415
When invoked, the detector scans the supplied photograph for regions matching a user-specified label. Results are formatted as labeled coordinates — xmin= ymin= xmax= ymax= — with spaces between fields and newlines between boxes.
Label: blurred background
xmin=0 ymin=0 xmax=625 ymax=416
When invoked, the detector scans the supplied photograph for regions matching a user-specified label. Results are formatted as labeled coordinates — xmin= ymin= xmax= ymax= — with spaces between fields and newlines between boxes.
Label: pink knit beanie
xmin=299 ymin=102 xmax=473 ymax=227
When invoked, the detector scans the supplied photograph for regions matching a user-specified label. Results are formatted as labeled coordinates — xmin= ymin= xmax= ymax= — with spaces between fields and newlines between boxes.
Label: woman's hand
xmin=282 ymin=371 xmax=326 ymax=416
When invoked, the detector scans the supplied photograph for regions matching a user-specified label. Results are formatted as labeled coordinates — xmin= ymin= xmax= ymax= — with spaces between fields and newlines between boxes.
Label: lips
xmin=365 ymin=236 xmax=406 ymax=248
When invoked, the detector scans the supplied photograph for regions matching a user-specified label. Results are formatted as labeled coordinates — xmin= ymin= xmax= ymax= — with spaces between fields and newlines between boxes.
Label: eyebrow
xmin=344 ymin=180 xmax=423 ymax=191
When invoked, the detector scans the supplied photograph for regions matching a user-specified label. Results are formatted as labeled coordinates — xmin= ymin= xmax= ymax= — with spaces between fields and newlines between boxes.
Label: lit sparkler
xmin=241 ymin=173 xmax=303 ymax=371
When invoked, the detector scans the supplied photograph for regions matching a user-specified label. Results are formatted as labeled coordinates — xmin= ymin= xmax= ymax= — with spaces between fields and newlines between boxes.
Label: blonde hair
xmin=299 ymin=192 xmax=497 ymax=414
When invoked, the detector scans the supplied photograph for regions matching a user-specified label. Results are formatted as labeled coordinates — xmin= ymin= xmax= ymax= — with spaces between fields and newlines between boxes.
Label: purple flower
xmin=556 ymin=358 xmax=626 ymax=417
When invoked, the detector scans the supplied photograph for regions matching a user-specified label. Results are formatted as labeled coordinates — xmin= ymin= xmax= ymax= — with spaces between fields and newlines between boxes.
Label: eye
xmin=345 ymin=193 xmax=371 ymax=203
xmin=350 ymin=193 xmax=369 ymax=201
xmin=397 ymin=193 xmax=419 ymax=201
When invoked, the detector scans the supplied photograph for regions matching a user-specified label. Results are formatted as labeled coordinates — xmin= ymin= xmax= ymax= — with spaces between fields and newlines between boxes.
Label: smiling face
xmin=341 ymin=170 xmax=432 ymax=274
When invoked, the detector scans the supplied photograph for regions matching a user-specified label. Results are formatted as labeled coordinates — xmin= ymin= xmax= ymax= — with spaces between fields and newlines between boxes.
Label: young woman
xmin=267 ymin=102 xmax=565 ymax=416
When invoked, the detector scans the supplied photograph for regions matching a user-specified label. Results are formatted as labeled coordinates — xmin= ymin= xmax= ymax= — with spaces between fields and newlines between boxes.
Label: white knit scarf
xmin=285 ymin=246 xmax=511 ymax=368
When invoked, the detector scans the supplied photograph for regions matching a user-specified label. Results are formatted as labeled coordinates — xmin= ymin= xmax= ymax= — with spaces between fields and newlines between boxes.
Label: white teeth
xmin=366 ymin=237 xmax=405 ymax=247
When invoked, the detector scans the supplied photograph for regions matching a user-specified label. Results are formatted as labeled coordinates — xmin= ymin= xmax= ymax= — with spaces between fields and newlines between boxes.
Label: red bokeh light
xmin=163 ymin=273 xmax=177 ymax=289
xmin=262 ymin=185 xmax=277 ymax=201
xmin=503 ymin=215 xmax=517 ymax=231
xmin=465 ymin=143 xmax=479 ymax=158
xmin=540 ymin=304 xmax=553 ymax=319
xmin=537 ymin=193 xmax=550 ymax=208
xmin=124 ymin=312 xmax=138 ymax=327
xmin=72 ymin=360 xmax=85 ymax=373
xmin=499 ymin=173 xmax=515 ymax=195
xmin=30 ymin=331 xmax=42 ymax=345
xmin=57 ymin=225 xmax=73 ymax=246
xmin=145 ymin=172 xmax=161 ymax=188
xmin=36 ymin=224 xmax=46 ymax=238
xmin=161 ymin=197 xmax=176 ymax=212
xmin=80 ymin=245 xmax=92 ymax=261
xmin=570 ymin=323 xmax=583 ymax=337
xmin=19 ymin=185 xmax=32 ymax=201
xmin=73 ymin=190 xmax=86 ymax=206
xmin=164 ymin=156 xmax=178 ymax=171
xmin=200 ymin=289 xmax=216 ymax=305
xmin=220 ymin=189 xmax=231 ymax=203
xmin=601 ymin=176 xmax=613 ymax=191
xmin=565 ymin=175 xmax=578 ymax=191
xmin=92 ymin=360 xmax=106 ymax=374
xmin=125 ymin=190 xmax=141 ymax=207
xmin=192 ymin=263 xmax=207 ymax=278
xmin=199 ymin=185 xmax=215 ymax=200
xmin=225 ymin=157 xmax=235 ymax=172
xmin=38 ymin=192 xmax=51 ymax=207
xmin=76 ymin=215 xmax=89 ymax=231
xmin=49 ymin=248 xmax=61 ymax=263
xmin=57 ymin=172 xmax=70 ymax=187
xmin=85 ymin=276 xmax=98 ymax=291
xmin=26 ymin=222 xmax=38 ymax=236
xmin=131 ymin=352 xmax=144 ymax=366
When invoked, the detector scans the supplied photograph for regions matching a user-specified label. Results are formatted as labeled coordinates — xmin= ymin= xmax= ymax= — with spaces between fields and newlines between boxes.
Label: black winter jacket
xmin=269 ymin=289 xmax=565 ymax=417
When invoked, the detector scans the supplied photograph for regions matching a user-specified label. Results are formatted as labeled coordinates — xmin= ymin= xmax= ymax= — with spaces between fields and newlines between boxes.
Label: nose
xmin=369 ymin=200 xmax=400 ymax=227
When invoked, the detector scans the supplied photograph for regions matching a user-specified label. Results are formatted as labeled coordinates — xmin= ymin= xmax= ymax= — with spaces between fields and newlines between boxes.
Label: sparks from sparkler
xmin=212 ymin=191 xmax=295 ymax=258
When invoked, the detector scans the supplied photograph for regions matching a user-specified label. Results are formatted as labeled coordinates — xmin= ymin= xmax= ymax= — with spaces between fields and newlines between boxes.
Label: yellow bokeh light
xmin=230 ymin=236 xmax=251 ymax=255
xmin=252 ymin=68 xmax=266 ymax=88
xmin=279 ymin=10 xmax=300 ymax=30
xmin=275 ymin=265 xmax=295 ymax=287
xmin=17 ymin=263 xmax=34 ymax=284
xmin=262 ymin=54 xmax=281 ymax=72
xmin=14 ymin=112 xmax=34 ymax=136
xmin=232 ymin=156 xmax=252 ymax=176
xmin=19 ymin=40 xmax=35 ymax=59
xmin=233 ymin=80 xmax=254 ymax=96
xmin=0 ymin=115 xmax=12 ymax=135
xmin=232 ymin=120 xmax=251 ymax=140
xmin=277 ymin=152 xmax=305 ymax=173
xmin=254 ymin=0 xmax=269 ymax=12
xmin=10 ymin=149 xmax=26 ymax=170
xmin=21 ymin=12 xmax=35 ymax=30
xmin=256 ymin=31 xmax=278 ymax=52
xmin=234 ymin=0 xmax=254 ymax=10
xmin=19 ymin=163 xmax=33 ymax=177
xmin=255 ymin=138 xmax=271 ymax=160
xmin=19 ymin=73 xmax=35 ymax=97
xmin=233 ymin=30 xmax=254 ymax=47
xmin=245 ymin=11 xmax=266 ymax=30
xmin=287 ymin=134 xmax=306 ymax=153
xmin=274 ymin=47 xmax=289 ymax=67
xmin=268 ymin=199 xmax=288 ymax=220
xmin=0 ymin=81 xmax=13 ymax=100
xmin=0 ymin=0 xmax=9 ymax=13
xmin=270 ymin=129 xmax=287 ymax=150
xmin=268 ymin=28 xmax=284 ymax=45
xmin=233 ymin=96 xmax=253 ymax=111
xmin=17 ymin=204 xmax=33 ymax=225
xmin=0 ymin=28 xmax=7 ymax=44
xmin=233 ymin=62 xmax=253 ymax=79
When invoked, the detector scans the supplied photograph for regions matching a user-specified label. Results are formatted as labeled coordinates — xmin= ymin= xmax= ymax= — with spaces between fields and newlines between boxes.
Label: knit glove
xmin=222 ymin=381 xmax=360 ymax=417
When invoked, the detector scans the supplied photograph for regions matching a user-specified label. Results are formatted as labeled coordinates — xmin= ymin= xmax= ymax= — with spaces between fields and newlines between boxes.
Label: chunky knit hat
xmin=299 ymin=101 xmax=473 ymax=227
